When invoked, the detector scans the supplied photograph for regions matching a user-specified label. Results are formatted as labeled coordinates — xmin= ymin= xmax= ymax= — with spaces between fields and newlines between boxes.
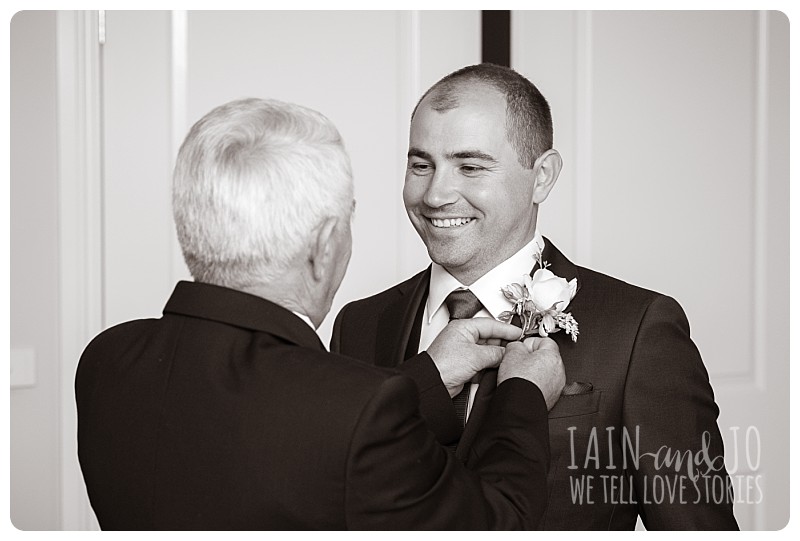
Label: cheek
xmin=497 ymin=183 xmax=532 ymax=217
xmin=510 ymin=178 xmax=535 ymax=202
xmin=471 ymin=192 xmax=520 ymax=233
xmin=402 ymin=180 xmax=424 ymax=209
xmin=459 ymin=186 xmax=493 ymax=215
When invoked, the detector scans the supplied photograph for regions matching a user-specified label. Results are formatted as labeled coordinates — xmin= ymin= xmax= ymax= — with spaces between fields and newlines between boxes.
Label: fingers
xmin=460 ymin=317 xmax=522 ymax=343
xmin=473 ymin=344 xmax=505 ymax=370
xmin=478 ymin=337 xmax=509 ymax=347
xmin=499 ymin=341 xmax=530 ymax=364
xmin=523 ymin=336 xmax=559 ymax=353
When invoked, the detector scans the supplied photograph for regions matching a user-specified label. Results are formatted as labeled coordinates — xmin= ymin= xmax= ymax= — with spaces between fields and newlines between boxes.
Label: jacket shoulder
xmin=575 ymin=264 xmax=674 ymax=307
xmin=574 ymin=265 xmax=692 ymax=338
xmin=78 ymin=318 xmax=160 ymax=366
xmin=340 ymin=268 xmax=428 ymax=314
xmin=331 ymin=269 xmax=428 ymax=357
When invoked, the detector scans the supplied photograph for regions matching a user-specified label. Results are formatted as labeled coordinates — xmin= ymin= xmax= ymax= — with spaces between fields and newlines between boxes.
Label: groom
xmin=332 ymin=64 xmax=739 ymax=530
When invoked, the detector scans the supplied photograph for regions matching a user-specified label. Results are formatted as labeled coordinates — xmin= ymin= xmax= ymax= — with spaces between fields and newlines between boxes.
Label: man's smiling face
xmin=403 ymin=84 xmax=539 ymax=285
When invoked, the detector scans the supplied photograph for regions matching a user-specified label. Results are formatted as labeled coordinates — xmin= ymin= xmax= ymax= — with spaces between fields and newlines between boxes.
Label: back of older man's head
xmin=172 ymin=98 xmax=353 ymax=289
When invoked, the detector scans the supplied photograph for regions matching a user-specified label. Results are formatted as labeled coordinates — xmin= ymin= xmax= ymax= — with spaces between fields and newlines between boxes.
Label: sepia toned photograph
xmin=9 ymin=9 xmax=790 ymax=531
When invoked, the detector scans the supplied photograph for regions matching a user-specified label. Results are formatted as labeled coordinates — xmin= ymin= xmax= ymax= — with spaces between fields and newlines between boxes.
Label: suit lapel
xmin=540 ymin=237 xmax=581 ymax=296
xmin=373 ymin=267 xmax=430 ymax=368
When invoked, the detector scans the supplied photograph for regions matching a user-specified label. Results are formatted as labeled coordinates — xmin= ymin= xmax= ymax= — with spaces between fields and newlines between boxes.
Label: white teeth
xmin=431 ymin=217 xmax=472 ymax=228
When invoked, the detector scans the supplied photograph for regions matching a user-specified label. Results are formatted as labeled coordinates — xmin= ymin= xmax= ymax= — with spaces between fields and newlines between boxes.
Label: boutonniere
xmin=499 ymin=250 xmax=579 ymax=342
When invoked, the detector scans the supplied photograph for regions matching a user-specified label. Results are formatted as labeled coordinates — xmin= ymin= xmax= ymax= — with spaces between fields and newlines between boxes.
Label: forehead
xmin=410 ymin=86 xmax=508 ymax=151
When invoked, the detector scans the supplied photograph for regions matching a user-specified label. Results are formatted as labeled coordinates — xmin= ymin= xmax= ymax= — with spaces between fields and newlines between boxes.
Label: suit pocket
xmin=548 ymin=390 xmax=602 ymax=419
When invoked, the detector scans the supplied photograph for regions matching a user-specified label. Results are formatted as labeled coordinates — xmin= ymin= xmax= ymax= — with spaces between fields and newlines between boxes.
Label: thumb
xmin=524 ymin=336 xmax=560 ymax=353
xmin=471 ymin=344 xmax=505 ymax=370
xmin=505 ymin=341 xmax=528 ymax=354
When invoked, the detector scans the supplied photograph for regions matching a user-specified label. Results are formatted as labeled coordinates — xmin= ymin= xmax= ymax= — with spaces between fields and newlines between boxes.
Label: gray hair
xmin=172 ymin=98 xmax=354 ymax=288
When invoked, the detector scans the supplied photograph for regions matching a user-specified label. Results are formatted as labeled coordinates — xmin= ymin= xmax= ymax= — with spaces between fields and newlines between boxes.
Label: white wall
xmin=513 ymin=11 xmax=789 ymax=529
xmin=10 ymin=10 xmax=61 ymax=530
xmin=97 ymin=10 xmax=482 ymax=343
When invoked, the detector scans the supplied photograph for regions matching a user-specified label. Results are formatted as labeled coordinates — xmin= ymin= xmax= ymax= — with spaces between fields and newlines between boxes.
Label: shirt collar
xmin=427 ymin=230 xmax=545 ymax=323
xmin=291 ymin=310 xmax=316 ymax=331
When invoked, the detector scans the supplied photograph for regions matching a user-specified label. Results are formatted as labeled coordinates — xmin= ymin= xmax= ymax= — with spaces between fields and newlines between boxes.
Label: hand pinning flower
xmin=499 ymin=251 xmax=579 ymax=342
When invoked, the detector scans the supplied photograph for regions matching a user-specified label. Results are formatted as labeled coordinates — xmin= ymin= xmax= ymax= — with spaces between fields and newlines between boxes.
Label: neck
xmin=447 ymin=228 xmax=539 ymax=286
xmin=239 ymin=274 xmax=322 ymax=328
xmin=446 ymin=267 xmax=488 ymax=287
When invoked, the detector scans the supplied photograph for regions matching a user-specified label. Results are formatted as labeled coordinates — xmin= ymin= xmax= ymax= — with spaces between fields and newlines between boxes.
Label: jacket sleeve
xmin=622 ymin=295 xmax=739 ymax=530
xmin=332 ymin=302 xmax=461 ymax=445
xmin=393 ymin=352 xmax=462 ymax=445
xmin=344 ymin=374 xmax=550 ymax=530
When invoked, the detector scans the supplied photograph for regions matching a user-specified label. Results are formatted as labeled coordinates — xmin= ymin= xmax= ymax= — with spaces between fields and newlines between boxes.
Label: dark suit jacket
xmin=332 ymin=239 xmax=739 ymax=530
xmin=76 ymin=281 xmax=550 ymax=530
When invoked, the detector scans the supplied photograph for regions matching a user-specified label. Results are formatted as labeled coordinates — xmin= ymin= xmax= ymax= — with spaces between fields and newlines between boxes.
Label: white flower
xmin=528 ymin=268 xmax=578 ymax=313
xmin=500 ymin=262 xmax=580 ymax=342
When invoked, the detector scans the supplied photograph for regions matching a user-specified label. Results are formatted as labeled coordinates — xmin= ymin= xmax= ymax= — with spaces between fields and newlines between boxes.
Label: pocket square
xmin=561 ymin=381 xmax=593 ymax=396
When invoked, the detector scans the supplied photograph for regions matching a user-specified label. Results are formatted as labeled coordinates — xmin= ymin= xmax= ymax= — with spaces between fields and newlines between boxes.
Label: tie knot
xmin=444 ymin=289 xmax=483 ymax=320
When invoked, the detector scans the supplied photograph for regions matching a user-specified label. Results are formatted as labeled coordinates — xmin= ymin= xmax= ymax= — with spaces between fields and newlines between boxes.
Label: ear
xmin=531 ymin=149 xmax=563 ymax=205
xmin=309 ymin=216 xmax=338 ymax=283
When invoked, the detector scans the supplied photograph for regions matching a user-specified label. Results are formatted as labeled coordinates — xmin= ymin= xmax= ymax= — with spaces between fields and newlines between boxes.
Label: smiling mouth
xmin=429 ymin=217 xmax=473 ymax=228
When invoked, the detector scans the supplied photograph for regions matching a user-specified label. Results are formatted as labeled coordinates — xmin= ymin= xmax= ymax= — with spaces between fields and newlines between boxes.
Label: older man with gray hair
xmin=75 ymin=97 xmax=565 ymax=530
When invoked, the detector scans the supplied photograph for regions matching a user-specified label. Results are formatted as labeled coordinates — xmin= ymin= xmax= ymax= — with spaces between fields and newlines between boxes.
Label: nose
xmin=422 ymin=169 xmax=458 ymax=208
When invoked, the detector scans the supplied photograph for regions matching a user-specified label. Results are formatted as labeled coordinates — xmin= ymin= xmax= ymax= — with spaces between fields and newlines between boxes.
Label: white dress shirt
xmin=292 ymin=310 xmax=316 ymax=331
xmin=418 ymin=230 xmax=546 ymax=419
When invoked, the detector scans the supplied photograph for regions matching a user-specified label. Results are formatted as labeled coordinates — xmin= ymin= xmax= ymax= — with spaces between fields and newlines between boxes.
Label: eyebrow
xmin=448 ymin=150 xmax=498 ymax=163
xmin=407 ymin=147 xmax=433 ymax=161
xmin=407 ymin=147 xmax=498 ymax=163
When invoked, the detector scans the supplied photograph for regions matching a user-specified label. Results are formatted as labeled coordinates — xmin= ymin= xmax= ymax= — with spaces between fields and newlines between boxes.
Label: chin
xmin=426 ymin=246 xmax=470 ymax=272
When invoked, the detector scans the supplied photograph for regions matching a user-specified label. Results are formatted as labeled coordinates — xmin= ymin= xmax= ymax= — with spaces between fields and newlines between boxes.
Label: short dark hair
xmin=412 ymin=63 xmax=553 ymax=168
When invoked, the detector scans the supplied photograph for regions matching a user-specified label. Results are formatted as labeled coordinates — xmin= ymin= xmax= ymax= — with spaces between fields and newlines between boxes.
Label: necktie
xmin=444 ymin=289 xmax=484 ymax=429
